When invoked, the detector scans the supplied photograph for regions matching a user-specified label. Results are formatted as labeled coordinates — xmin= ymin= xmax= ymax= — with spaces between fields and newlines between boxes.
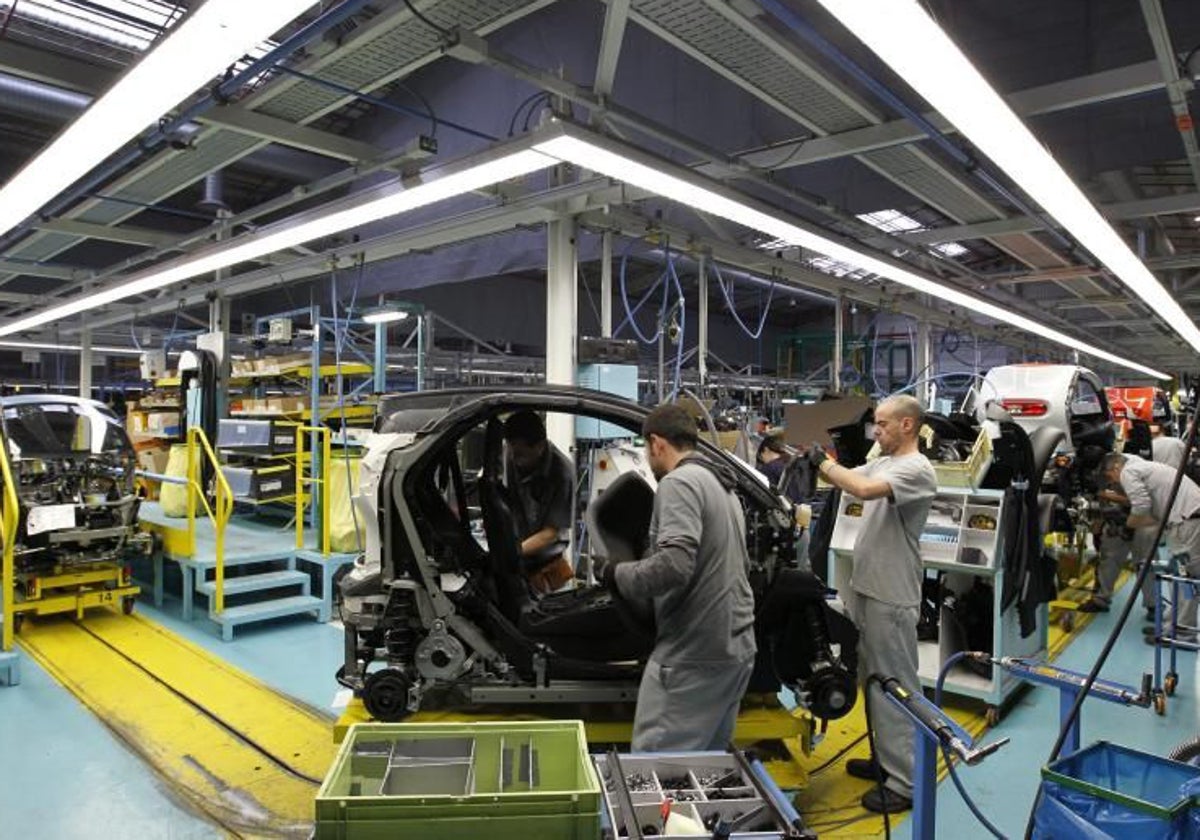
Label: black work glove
xmin=592 ymin=556 xmax=619 ymax=591
xmin=807 ymin=442 xmax=829 ymax=469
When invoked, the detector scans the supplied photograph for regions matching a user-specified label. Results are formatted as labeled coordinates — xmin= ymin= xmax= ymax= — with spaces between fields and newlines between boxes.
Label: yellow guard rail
xmin=186 ymin=427 xmax=233 ymax=614
xmin=0 ymin=435 xmax=17 ymax=652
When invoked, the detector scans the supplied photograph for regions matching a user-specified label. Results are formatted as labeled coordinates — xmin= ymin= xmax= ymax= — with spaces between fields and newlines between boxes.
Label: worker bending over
xmin=1101 ymin=452 xmax=1200 ymax=644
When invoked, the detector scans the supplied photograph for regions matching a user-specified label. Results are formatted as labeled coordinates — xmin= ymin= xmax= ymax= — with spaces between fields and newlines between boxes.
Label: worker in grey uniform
xmin=1086 ymin=425 xmax=1185 ymax=615
xmin=809 ymin=394 xmax=937 ymax=814
xmin=1151 ymin=423 xmax=1187 ymax=470
xmin=599 ymin=403 xmax=756 ymax=752
xmin=1100 ymin=452 xmax=1200 ymax=644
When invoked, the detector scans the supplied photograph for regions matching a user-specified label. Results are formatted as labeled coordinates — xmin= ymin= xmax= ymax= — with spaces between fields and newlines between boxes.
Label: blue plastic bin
xmin=1033 ymin=741 xmax=1200 ymax=839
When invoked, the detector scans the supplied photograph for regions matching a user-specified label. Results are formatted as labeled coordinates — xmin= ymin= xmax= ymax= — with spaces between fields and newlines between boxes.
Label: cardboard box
xmin=146 ymin=411 xmax=181 ymax=434
xmin=783 ymin=397 xmax=873 ymax=448
xmin=266 ymin=397 xmax=306 ymax=414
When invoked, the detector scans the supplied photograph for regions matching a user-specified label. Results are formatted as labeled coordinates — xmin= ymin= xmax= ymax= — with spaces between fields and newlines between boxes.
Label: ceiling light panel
xmin=0 ymin=0 xmax=314 ymax=239
xmin=0 ymin=148 xmax=553 ymax=335
xmin=815 ymin=0 xmax=1200 ymax=355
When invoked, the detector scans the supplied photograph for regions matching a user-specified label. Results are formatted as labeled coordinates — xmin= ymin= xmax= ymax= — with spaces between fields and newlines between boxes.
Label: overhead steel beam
xmin=30 ymin=219 xmax=180 ymax=249
xmin=0 ymin=260 xmax=84 ymax=281
xmin=195 ymin=106 xmax=384 ymax=163
xmin=738 ymin=60 xmax=1172 ymax=170
xmin=1139 ymin=0 xmax=1200 ymax=192
xmin=0 ymin=40 xmax=112 ymax=95
xmin=69 ymin=179 xmax=610 ymax=332
xmin=899 ymin=191 xmax=1200 ymax=245
xmin=594 ymin=0 xmax=631 ymax=100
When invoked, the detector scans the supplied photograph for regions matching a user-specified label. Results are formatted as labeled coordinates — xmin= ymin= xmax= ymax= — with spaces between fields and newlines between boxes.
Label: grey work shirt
xmin=1152 ymin=436 xmax=1187 ymax=470
xmin=505 ymin=443 xmax=574 ymax=559
xmin=613 ymin=456 xmax=757 ymax=665
xmin=1118 ymin=454 xmax=1200 ymax=523
xmin=848 ymin=453 xmax=938 ymax=608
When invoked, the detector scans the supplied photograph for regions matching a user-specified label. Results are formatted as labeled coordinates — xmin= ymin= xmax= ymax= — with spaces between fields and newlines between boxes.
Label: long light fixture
xmin=0 ymin=147 xmax=553 ymax=336
xmin=530 ymin=129 xmax=1169 ymax=379
xmin=812 ymin=0 xmax=1200 ymax=357
xmin=1 ymin=122 xmax=1168 ymax=379
xmin=0 ymin=340 xmax=142 ymax=355
xmin=362 ymin=303 xmax=411 ymax=325
xmin=0 ymin=0 xmax=315 ymax=239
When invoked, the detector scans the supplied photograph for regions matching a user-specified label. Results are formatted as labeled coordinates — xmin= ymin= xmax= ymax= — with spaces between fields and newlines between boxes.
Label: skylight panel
xmin=857 ymin=208 xmax=970 ymax=259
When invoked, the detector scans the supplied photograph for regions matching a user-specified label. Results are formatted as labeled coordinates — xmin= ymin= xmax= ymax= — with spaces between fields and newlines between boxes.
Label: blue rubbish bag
xmin=1033 ymin=742 xmax=1200 ymax=839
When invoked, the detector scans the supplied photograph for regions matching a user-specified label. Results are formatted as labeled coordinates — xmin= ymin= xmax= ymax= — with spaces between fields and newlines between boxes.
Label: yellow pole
xmin=294 ymin=425 xmax=304 ymax=551
xmin=0 ymin=436 xmax=17 ymax=652
xmin=322 ymin=428 xmax=331 ymax=556
xmin=186 ymin=433 xmax=196 ymax=562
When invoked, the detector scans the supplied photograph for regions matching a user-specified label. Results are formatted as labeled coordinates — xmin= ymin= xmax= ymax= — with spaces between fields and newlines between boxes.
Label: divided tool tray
xmin=315 ymin=721 xmax=601 ymax=840
xmin=593 ymin=752 xmax=785 ymax=838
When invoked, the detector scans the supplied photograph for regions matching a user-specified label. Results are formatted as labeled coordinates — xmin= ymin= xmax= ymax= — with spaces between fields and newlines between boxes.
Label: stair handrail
xmin=0 ymin=435 xmax=18 ymax=652
xmin=186 ymin=427 xmax=233 ymax=614
xmin=295 ymin=425 xmax=331 ymax=555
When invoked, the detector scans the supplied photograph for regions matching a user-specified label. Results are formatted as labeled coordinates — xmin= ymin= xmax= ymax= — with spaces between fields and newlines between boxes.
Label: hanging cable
xmin=402 ymin=0 xmax=453 ymax=37
xmin=617 ymin=243 xmax=670 ymax=344
xmin=711 ymin=260 xmax=774 ymax=339
xmin=665 ymin=250 xmax=686 ymax=400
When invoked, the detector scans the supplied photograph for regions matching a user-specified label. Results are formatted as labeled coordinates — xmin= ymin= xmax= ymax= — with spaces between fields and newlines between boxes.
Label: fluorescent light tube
xmin=0 ymin=0 xmax=314 ymax=239
xmin=0 ymin=148 xmax=553 ymax=336
xmin=532 ymin=132 xmax=1169 ymax=379
xmin=0 ymin=340 xmax=142 ymax=355
xmin=362 ymin=308 xmax=410 ymax=325
xmin=813 ymin=0 xmax=1200 ymax=356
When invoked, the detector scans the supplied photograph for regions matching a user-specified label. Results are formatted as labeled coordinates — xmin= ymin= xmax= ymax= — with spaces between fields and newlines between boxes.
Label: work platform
xmin=138 ymin=501 xmax=356 ymax=640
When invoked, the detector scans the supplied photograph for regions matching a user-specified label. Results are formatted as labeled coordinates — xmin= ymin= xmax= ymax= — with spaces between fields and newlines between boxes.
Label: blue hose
xmin=711 ymin=260 xmax=774 ymax=339
xmin=616 ymin=244 xmax=670 ymax=344
xmin=936 ymin=652 xmax=1008 ymax=839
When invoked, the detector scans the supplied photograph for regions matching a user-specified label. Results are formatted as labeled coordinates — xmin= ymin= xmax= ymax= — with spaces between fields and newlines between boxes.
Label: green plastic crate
xmin=315 ymin=720 xmax=601 ymax=840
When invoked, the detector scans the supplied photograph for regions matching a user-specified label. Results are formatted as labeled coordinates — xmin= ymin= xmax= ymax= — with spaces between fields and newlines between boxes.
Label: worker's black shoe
xmin=861 ymin=786 xmax=912 ymax=814
xmin=1077 ymin=599 xmax=1109 ymax=613
xmin=845 ymin=758 xmax=887 ymax=781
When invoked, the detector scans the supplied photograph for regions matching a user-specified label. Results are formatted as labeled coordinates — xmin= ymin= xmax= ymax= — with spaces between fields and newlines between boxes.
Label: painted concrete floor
xmin=0 ymin=573 xmax=1194 ymax=839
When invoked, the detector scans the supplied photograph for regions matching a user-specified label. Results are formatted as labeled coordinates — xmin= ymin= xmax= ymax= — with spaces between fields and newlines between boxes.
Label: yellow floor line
xmin=18 ymin=612 xmax=335 ymax=839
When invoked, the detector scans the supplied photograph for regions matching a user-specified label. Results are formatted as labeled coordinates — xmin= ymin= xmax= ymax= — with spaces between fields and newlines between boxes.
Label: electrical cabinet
xmin=576 ymin=364 xmax=638 ymax=440
xmin=828 ymin=486 xmax=1047 ymax=714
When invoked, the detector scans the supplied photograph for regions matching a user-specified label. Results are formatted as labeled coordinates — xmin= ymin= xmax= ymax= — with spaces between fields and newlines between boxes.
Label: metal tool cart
xmin=829 ymin=485 xmax=1048 ymax=723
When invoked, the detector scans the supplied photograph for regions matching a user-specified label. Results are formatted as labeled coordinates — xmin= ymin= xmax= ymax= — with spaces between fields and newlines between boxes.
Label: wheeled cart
xmin=11 ymin=562 xmax=139 ymax=632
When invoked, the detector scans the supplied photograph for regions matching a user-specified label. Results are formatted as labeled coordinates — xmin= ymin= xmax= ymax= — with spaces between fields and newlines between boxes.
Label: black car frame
xmin=337 ymin=387 xmax=857 ymax=724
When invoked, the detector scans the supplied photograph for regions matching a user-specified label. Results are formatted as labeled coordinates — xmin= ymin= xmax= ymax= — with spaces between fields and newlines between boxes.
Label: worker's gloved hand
xmin=807 ymin=442 xmax=828 ymax=468
xmin=592 ymin=556 xmax=619 ymax=592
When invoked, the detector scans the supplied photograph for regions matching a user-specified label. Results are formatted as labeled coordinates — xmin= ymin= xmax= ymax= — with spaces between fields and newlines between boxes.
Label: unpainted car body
xmin=0 ymin=395 xmax=149 ymax=574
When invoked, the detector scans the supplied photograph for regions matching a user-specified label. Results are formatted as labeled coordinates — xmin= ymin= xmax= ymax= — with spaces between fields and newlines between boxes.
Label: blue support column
xmin=911 ymin=724 xmax=937 ymax=840
xmin=1059 ymin=686 xmax=1081 ymax=757
xmin=374 ymin=321 xmax=386 ymax=393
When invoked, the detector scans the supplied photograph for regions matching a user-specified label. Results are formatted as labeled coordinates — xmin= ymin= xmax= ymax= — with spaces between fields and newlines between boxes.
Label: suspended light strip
xmin=813 ymin=0 xmax=1200 ymax=356
xmin=531 ymin=131 xmax=1169 ymax=379
xmin=0 ymin=122 xmax=1167 ymax=379
xmin=0 ymin=340 xmax=142 ymax=355
xmin=0 ymin=148 xmax=553 ymax=336
xmin=0 ymin=0 xmax=314 ymax=239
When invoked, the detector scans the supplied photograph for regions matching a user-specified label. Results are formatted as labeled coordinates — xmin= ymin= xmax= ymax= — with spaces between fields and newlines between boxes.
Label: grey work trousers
xmin=1161 ymin=519 xmax=1200 ymax=640
xmin=631 ymin=656 xmax=755 ymax=752
xmin=1094 ymin=528 xmax=1158 ymax=608
xmin=846 ymin=590 xmax=920 ymax=799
